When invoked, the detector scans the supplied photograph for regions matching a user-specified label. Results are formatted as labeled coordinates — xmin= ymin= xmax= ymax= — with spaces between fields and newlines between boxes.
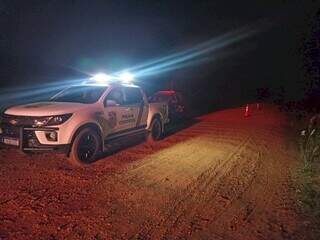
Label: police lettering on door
xmin=119 ymin=113 xmax=135 ymax=125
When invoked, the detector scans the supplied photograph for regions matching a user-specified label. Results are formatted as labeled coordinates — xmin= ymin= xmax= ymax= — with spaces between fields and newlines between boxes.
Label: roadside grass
xmin=293 ymin=113 xmax=320 ymax=236
xmin=296 ymin=161 xmax=320 ymax=218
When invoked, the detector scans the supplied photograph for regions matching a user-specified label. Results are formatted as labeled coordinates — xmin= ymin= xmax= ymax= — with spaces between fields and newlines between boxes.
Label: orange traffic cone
xmin=244 ymin=104 xmax=250 ymax=117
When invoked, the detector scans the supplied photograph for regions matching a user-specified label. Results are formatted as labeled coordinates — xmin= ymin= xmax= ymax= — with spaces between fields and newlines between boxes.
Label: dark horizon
xmin=0 ymin=1 xmax=319 ymax=112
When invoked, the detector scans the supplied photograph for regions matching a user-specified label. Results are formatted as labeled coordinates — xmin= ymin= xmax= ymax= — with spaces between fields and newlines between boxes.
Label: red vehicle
xmin=149 ymin=90 xmax=188 ymax=122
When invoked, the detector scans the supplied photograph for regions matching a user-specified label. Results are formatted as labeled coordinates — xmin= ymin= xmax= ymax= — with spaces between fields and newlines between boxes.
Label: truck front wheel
xmin=69 ymin=128 xmax=101 ymax=165
xmin=147 ymin=117 xmax=163 ymax=142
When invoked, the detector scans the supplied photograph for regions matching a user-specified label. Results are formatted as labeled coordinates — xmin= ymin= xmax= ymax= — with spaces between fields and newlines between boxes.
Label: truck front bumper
xmin=0 ymin=124 xmax=70 ymax=154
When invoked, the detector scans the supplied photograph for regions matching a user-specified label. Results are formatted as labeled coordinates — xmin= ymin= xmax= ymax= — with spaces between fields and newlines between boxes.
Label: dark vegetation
xmin=288 ymin=11 xmax=320 ymax=237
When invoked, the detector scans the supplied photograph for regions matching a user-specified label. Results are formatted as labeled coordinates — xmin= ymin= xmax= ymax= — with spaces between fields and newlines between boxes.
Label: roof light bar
xmin=89 ymin=71 xmax=135 ymax=84
xmin=91 ymin=73 xmax=112 ymax=83
xmin=119 ymin=72 xmax=134 ymax=83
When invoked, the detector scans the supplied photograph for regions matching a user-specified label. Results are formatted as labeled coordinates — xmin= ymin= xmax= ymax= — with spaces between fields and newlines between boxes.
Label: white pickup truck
xmin=0 ymin=82 xmax=169 ymax=164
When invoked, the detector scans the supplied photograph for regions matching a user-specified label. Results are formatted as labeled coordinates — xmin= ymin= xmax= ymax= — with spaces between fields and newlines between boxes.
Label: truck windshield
xmin=50 ymin=86 xmax=107 ymax=104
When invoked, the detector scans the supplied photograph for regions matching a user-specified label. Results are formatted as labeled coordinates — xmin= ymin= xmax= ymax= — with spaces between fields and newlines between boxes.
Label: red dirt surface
xmin=0 ymin=105 xmax=312 ymax=239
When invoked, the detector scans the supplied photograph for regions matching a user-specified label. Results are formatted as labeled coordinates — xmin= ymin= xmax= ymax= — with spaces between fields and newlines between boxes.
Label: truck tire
xmin=147 ymin=117 xmax=163 ymax=143
xmin=69 ymin=128 xmax=101 ymax=165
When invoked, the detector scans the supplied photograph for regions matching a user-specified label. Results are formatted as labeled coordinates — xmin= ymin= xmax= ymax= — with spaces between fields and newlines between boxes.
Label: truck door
xmin=103 ymin=87 xmax=130 ymax=135
xmin=123 ymin=87 xmax=148 ymax=129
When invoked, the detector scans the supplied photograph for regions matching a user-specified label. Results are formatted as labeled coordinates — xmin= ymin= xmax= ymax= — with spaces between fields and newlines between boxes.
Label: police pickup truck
xmin=0 ymin=81 xmax=169 ymax=164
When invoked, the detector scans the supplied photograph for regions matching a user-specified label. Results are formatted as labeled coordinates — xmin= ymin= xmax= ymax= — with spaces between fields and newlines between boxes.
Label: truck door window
xmin=124 ymin=87 xmax=143 ymax=105
xmin=104 ymin=88 xmax=124 ymax=106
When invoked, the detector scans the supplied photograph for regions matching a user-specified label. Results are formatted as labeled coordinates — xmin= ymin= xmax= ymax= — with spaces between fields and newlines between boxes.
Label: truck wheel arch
xmin=149 ymin=114 xmax=164 ymax=133
xmin=67 ymin=123 xmax=103 ymax=156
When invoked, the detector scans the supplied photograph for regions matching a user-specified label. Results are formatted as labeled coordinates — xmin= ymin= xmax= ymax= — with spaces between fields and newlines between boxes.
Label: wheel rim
xmin=152 ymin=120 xmax=161 ymax=140
xmin=77 ymin=133 xmax=97 ymax=163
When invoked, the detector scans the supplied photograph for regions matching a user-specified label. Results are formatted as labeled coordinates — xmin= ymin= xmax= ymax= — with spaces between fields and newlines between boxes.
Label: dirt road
xmin=0 ymin=105 xmax=310 ymax=239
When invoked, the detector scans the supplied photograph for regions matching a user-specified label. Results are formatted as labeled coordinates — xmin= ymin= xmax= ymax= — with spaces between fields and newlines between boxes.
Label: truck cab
xmin=0 ymin=82 xmax=169 ymax=165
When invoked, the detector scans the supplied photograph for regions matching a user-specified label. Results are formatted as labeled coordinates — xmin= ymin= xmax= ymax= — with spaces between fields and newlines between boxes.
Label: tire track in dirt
xmin=234 ymin=133 xmax=302 ymax=240
xmin=193 ymin=126 xmax=302 ymax=240
xmin=189 ymin=135 xmax=267 ymax=240
xmin=91 ymin=123 xmax=248 ymax=239
xmin=151 ymin=138 xmax=261 ymax=240
xmin=123 ymin=109 xmax=300 ymax=240
xmin=119 ymin=125 xmax=247 ymax=192
xmin=128 ymin=133 xmax=256 ymax=239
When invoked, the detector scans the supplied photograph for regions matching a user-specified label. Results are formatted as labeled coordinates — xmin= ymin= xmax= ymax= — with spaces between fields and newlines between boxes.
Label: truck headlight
xmin=33 ymin=114 xmax=72 ymax=127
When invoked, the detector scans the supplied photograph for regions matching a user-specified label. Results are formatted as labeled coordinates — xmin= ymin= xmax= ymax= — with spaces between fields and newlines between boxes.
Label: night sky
xmin=0 ymin=1 xmax=319 ymax=111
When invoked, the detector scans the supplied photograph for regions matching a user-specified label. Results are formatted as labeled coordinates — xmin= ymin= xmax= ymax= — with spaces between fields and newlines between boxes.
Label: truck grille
xmin=0 ymin=125 xmax=41 ymax=147
xmin=1 ymin=114 xmax=34 ymax=127
xmin=1 ymin=125 xmax=20 ymax=138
